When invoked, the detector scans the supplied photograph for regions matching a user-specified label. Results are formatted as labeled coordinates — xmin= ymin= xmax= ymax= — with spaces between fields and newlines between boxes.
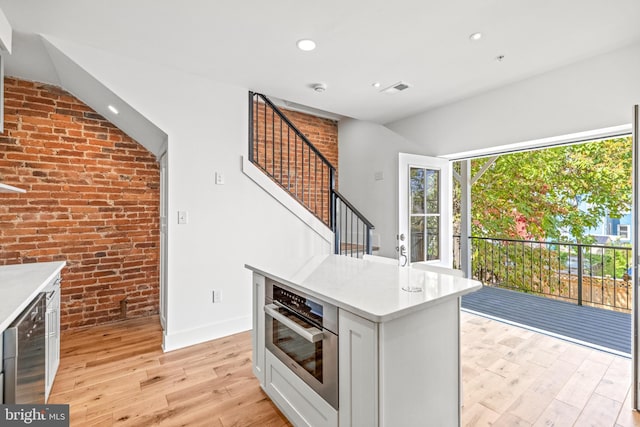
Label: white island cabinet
xmin=247 ymin=255 xmax=481 ymax=427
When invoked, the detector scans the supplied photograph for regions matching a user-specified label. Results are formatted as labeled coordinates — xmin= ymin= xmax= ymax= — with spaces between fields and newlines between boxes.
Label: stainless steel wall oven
xmin=265 ymin=278 xmax=339 ymax=409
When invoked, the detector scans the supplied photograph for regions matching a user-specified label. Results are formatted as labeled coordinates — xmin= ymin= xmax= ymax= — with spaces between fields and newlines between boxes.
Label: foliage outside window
xmin=453 ymin=137 xmax=633 ymax=310
xmin=410 ymin=167 xmax=440 ymax=262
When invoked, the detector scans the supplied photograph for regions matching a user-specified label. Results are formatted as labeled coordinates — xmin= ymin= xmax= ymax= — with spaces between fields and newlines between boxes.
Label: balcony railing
xmin=454 ymin=235 xmax=632 ymax=312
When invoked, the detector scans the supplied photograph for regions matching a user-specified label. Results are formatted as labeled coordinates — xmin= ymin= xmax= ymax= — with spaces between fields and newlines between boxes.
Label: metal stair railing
xmin=249 ymin=91 xmax=374 ymax=257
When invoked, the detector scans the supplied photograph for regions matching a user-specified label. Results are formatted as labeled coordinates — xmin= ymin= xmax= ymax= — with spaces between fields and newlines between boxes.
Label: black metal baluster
xmin=271 ymin=109 xmax=276 ymax=177
xmin=302 ymin=144 xmax=306 ymax=207
xmin=248 ymin=92 xmax=254 ymax=162
xmin=314 ymin=155 xmax=318 ymax=216
xmin=483 ymin=239 xmax=487 ymax=282
xmin=613 ymin=248 xmax=617 ymax=308
xmin=321 ymin=165 xmax=324 ymax=224
xmin=601 ymin=250 xmax=605 ymax=305
xmin=350 ymin=211 xmax=354 ymax=257
xmin=626 ymin=248 xmax=630 ymax=310
xmin=294 ymin=134 xmax=298 ymax=198
xmin=263 ymin=99 xmax=267 ymax=169
xmin=577 ymin=245 xmax=583 ymax=305
xmin=589 ymin=250 xmax=593 ymax=304
xmin=279 ymin=118 xmax=283 ymax=183
xmin=287 ymin=127 xmax=291 ymax=191
xmin=356 ymin=215 xmax=360 ymax=258
xmin=522 ymin=241 xmax=525 ymax=291
xmin=308 ymin=145 xmax=312 ymax=209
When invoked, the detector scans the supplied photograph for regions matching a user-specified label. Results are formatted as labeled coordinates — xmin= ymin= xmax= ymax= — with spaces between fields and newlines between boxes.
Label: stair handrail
xmin=250 ymin=92 xmax=335 ymax=169
xmin=331 ymin=190 xmax=375 ymax=229
xmin=249 ymin=91 xmax=375 ymax=256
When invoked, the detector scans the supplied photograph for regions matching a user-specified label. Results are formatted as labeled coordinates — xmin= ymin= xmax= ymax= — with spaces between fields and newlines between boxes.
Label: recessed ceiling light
xmin=296 ymin=39 xmax=316 ymax=51
xmin=469 ymin=32 xmax=483 ymax=41
xmin=372 ymin=82 xmax=381 ymax=88
xmin=108 ymin=105 xmax=119 ymax=114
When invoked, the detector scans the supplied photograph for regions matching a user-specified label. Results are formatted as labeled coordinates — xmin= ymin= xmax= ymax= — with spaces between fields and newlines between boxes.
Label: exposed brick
xmin=252 ymin=102 xmax=338 ymax=225
xmin=0 ymin=78 xmax=160 ymax=330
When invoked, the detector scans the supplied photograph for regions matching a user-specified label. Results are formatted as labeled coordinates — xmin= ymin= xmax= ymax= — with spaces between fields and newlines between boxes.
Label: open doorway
xmin=452 ymin=135 xmax=633 ymax=355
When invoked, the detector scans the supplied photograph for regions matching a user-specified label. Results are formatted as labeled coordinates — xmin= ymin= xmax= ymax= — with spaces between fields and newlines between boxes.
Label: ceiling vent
xmin=381 ymin=81 xmax=410 ymax=94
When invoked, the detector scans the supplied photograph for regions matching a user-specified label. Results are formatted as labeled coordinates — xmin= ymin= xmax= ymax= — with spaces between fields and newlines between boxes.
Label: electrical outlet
xmin=215 ymin=172 xmax=225 ymax=185
xmin=212 ymin=289 xmax=222 ymax=303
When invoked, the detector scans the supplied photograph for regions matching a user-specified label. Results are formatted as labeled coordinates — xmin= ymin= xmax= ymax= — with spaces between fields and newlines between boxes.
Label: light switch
xmin=178 ymin=211 xmax=188 ymax=224
xmin=215 ymin=172 xmax=225 ymax=185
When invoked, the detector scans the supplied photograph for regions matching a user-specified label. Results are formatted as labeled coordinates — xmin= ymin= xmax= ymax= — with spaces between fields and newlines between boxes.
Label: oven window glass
xmin=272 ymin=314 xmax=323 ymax=382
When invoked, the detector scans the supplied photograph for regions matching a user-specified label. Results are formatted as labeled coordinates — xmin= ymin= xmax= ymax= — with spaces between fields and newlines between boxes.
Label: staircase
xmin=249 ymin=92 xmax=374 ymax=257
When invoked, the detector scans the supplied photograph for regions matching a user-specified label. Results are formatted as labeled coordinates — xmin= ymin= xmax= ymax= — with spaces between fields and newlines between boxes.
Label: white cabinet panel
xmin=44 ymin=275 xmax=60 ymax=402
xmin=339 ymin=309 xmax=378 ymax=427
xmin=379 ymin=298 xmax=460 ymax=426
xmin=252 ymin=273 xmax=265 ymax=387
xmin=265 ymin=350 xmax=338 ymax=427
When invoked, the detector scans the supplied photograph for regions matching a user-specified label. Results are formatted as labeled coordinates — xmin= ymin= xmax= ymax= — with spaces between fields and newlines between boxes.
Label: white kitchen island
xmin=246 ymin=255 xmax=481 ymax=427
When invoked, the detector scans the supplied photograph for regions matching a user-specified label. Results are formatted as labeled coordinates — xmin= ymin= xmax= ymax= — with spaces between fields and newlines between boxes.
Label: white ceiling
xmin=0 ymin=0 xmax=639 ymax=124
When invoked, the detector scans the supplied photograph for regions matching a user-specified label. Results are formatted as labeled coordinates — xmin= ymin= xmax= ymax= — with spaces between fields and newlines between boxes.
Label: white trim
xmin=462 ymin=308 xmax=630 ymax=358
xmin=440 ymin=124 xmax=632 ymax=160
xmin=162 ymin=315 xmax=250 ymax=352
xmin=242 ymin=156 xmax=334 ymax=244
xmin=399 ymin=153 xmax=452 ymax=268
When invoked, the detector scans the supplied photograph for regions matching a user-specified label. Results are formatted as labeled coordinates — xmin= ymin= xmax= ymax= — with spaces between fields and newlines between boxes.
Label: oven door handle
xmin=264 ymin=304 xmax=324 ymax=343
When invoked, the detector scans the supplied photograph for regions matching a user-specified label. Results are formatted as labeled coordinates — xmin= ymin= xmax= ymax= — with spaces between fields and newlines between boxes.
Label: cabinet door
xmin=339 ymin=309 xmax=379 ymax=427
xmin=252 ymin=273 xmax=266 ymax=386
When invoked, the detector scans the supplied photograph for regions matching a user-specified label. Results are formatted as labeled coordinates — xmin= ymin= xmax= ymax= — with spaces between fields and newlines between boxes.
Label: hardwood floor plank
xmin=461 ymin=402 xmax=500 ymax=426
xmin=575 ymin=392 xmax=623 ymax=427
xmin=555 ymin=357 xmax=610 ymax=409
xmin=616 ymin=389 xmax=640 ymax=427
xmin=596 ymin=357 xmax=632 ymax=404
xmin=49 ymin=312 xmax=635 ymax=426
xmin=531 ymin=399 xmax=581 ymax=427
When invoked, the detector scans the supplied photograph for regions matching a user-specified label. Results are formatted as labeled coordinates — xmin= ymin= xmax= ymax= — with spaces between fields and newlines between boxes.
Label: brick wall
xmin=0 ymin=78 xmax=160 ymax=330
xmin=252 ymin=100 xmax=338 ymax=224
xmin=283 ymin=108 xmax=338 ymax=169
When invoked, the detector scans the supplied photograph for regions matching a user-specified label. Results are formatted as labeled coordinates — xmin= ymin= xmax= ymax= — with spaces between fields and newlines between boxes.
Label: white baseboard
xmin=162 ymin=315 xmax=251 ymax=352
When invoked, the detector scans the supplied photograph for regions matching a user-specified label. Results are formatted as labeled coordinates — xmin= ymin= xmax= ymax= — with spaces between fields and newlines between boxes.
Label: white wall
xmin=338 ymin=120 xmax=423 ymax=258
xmin=44 ymin=37 xmax=331 ymax=351
xmin=387 ymin=42 xmax=640 ymax=156
xmin=340 ymin=42 xmax=640 ymax=261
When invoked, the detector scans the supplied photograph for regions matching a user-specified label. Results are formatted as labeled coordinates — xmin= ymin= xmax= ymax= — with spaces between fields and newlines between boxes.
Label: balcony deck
xmin=461 ymin=285 xmax=631 ymax=356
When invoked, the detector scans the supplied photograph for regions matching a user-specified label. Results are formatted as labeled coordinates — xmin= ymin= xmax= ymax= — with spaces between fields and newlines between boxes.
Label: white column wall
xmin=45 ymin=37 xmax=331 ymax=351
xmin=338 ymin=120 xmax=424 ymax=258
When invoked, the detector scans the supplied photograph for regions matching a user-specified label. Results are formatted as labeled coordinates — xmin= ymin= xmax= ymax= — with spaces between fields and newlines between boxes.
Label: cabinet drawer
xmin=265 ymin=351 xmax=337 ymax=427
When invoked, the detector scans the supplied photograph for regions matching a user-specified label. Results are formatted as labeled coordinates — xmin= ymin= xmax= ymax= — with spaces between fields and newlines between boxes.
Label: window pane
xmin=426 ymin=216 xmax=439 ymax=260
xmin=410 ymin=168 xmax=425 ymax=214
xmin=411 ymin=216 xmax=424 ymax=263
xmin=425 ymin=170 xmax=439 ymax=214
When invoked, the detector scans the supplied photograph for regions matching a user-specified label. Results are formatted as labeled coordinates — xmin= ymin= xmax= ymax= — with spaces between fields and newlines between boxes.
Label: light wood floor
xmin=49 ymin=312 xmax=640 ymax=426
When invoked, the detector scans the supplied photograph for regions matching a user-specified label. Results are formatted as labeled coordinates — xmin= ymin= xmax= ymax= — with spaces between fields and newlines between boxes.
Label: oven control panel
xmin=272 ymin=285 xmax=324 ymax=327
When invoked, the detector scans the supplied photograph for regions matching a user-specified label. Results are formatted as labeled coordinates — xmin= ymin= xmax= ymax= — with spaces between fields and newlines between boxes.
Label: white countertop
xmin=0 ymin=261 xmax=65 ymax=331
xmin=246 ymin=255 xmax=481 ymax=322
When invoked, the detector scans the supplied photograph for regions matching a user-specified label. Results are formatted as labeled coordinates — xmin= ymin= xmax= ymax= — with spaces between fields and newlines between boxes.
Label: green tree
xmin=462 ymin=137 xmax=632 ymax=243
